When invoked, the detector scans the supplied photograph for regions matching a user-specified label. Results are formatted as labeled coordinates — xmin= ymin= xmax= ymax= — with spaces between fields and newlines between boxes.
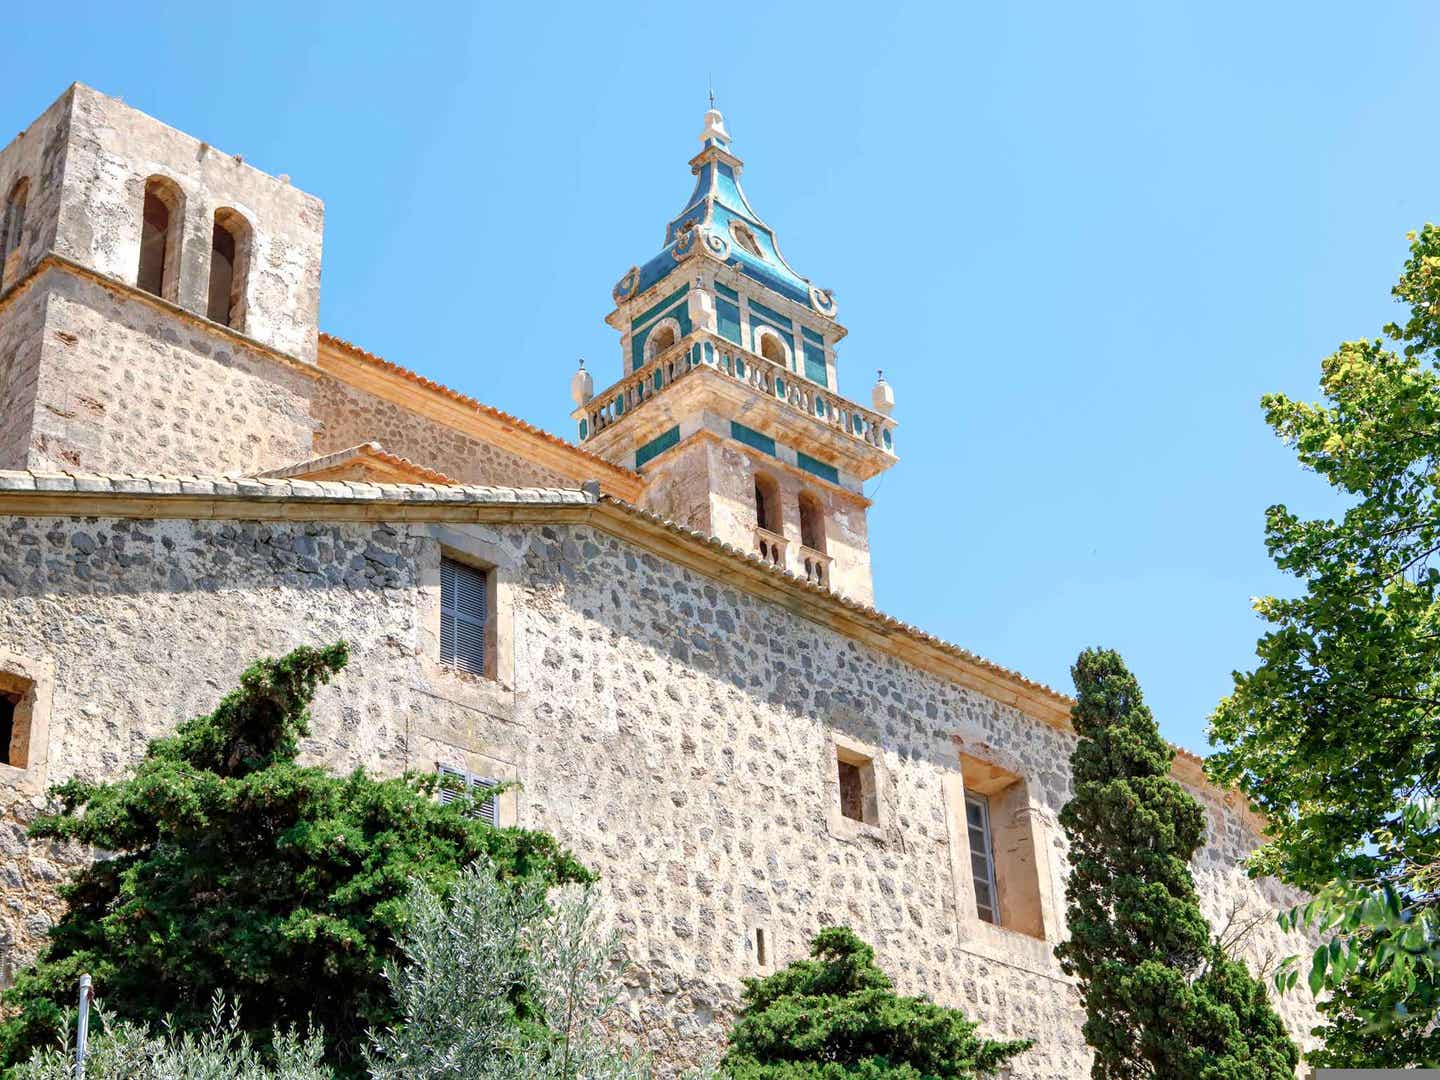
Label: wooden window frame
xmin=965 ymin=791 xmax=1000 ymax=925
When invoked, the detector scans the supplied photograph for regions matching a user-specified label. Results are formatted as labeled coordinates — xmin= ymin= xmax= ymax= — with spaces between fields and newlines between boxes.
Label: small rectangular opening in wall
xmin=0 ymin=693 xmax=16 ymax=767
xmin=836 ymin=746 xmax=879 ymax=826
xmin=0 ymin=674 xmax=32 ymax=771
xmin=755 ymin=926 xmax=767 ymax=967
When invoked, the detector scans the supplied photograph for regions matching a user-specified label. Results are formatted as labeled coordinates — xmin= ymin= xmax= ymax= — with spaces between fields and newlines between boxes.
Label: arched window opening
xmin=757 ymin=328 xmax=788 ymax=368
xmin=208 ymin=208 xmax=251 ymax=329
xmin=2 ymin=178 xmax=29 ymax=288
xmin=799 ymin=492 xmax=827 ymax=553
xmin=754 ymin=472 xmax=781 ymax=535
xmin=138 ymin=176 xmax=183 ymax=300
xmin=644 ymin=318 xmax=679 ymax=364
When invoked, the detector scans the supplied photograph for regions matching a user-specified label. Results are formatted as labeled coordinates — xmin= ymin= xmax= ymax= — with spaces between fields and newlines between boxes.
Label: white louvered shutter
xmin=440 ymin=558 xmax=487 ymax=675
xmin=437 ymin=764 xmax=499 ymax=825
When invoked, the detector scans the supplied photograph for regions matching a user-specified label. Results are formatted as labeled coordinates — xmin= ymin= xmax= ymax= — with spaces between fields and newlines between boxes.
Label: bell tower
xmin=571 ymin=109 xmax=897 ymax=605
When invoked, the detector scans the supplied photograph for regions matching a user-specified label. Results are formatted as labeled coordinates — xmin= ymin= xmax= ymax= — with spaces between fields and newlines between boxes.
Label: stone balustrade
xmin=575 ymin=330 xmax=897 ymax=457
xmin=798 ymin=544 xmax=832 ymax=588
xmin=755 ymin=525 xmax=787 ymax=569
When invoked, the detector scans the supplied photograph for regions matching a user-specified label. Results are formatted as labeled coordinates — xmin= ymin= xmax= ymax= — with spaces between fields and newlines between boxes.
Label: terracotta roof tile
xmin=258 ymin=442 xmax=459 ymax=485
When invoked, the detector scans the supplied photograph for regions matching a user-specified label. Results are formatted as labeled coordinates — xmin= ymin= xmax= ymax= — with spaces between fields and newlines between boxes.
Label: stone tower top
xmin=568 ymin=109 xmax=898 ymax=604
xmin=0 ymin=83 xmax=324 ymax=363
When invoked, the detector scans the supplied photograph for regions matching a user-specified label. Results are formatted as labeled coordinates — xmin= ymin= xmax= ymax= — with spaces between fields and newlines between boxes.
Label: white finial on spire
xmin=700 ymin=107 xmax=729 ymax=145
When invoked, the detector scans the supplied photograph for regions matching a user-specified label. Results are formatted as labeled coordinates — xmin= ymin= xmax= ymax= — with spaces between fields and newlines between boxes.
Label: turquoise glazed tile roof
xmin=614 ymin=110 xmax=836 ymax=318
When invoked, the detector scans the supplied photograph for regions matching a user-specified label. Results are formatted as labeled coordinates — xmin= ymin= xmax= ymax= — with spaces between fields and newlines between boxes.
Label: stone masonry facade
xmin=0 ymin=489 xmax=1321 ymax=1078
xmin=0 ymin=81 xmax=1322 ymax=1078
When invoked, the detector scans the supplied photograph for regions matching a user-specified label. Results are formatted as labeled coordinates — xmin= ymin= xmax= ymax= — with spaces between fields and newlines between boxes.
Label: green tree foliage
xmin=719 ymin=926 xmax=1029 ymax=1080
xmin=1207 ymin=224 xmax=1440 ymax=1062
xmin=367 ymin=861 xmax=650 ymax=1080
xmin=0 ymin=643 xmax=588 ymax=1076
xmin=1057 ymin=648 xmax=1297 ymax=1079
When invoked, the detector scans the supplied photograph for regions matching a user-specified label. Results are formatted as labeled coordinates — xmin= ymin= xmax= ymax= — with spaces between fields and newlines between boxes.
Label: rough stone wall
xmin=642 ymin=435 xmax=875 ymax=605
xmin=638 ymin=437 xmax=720 ymax=537
xmin=22 ymin=270 xmax=317 ymax=474
xmin=0 ymin=288 xmax=47 ymax=470
xmin=0 ymin=88 xmax=71 ymax=292
xmin=46 ymin=84 xmax=323 ymax=363
xmin=0 ymin=509 xmax=1320 ymax=1077
xmin=311 ymin=374 xmax=574 ymax=488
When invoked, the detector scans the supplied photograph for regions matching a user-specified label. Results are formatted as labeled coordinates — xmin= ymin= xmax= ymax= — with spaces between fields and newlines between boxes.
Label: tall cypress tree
xmin=1055 ymin=648 xmax=1297 ymax=1079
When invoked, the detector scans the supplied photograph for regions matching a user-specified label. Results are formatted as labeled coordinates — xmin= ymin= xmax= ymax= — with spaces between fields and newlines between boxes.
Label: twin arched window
xmin=137 ymin=176 xmax=251 ymax=330
xmin=754 ymin=473 xmax=828 ymax=554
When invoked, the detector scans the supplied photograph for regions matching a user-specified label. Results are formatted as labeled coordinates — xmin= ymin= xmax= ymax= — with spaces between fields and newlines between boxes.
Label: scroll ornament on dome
xmin=613 ymin=267 xmax=641 ymax=304
xmin=809 ymin=284 xmax=837 ymax=317
xmin=672 ymin=221 xmax=700 ymax=260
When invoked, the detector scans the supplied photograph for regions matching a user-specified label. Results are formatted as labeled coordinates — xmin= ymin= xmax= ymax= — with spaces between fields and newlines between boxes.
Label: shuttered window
xmin=437 ymin=764 xmax=498 ymax=826
xmin=966 ymin=792 xmax=1000 ymax=925
xmin=440 ymin=557 xmax=487 ymax=675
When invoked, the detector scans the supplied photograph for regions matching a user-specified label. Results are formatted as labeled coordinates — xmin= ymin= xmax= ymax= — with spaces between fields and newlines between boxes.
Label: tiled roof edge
xmin=317 ymin=333 xmax=639 ymax=483
xmin=0 ymin=469 xmax=594 ymax=505
xmin=258 ymin=442 xmax=459 ymax=485
xmin=0 ymin=468 xmax=1226 ymax=808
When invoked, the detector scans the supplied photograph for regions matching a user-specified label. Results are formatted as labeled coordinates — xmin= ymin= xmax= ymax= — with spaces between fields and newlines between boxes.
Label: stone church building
xmin=0 ymin=84 xmax=1316 ymax=1075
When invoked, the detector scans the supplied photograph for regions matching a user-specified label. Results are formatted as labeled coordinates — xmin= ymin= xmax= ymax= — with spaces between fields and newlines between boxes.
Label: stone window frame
xmin=752 ymin=324 xmax=791 ymax=370
xmin=418 ymin=525 xmax=517 ymax=714
xmin=208 ymin=206 xmax=253 ymax=332
xmin=944 ymin=738 xmax=1060 ymax=958
xmin=0 ymin=651 xmax=53 ymax=796
xmin=825 ymin=730 xmax=888 ymax=842
xmin=138 ymin=174 xmax=186 ymax=304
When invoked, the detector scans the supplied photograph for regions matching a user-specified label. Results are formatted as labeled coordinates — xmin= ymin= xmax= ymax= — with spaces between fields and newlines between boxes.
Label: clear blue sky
xmin=6 ymin=2 xmax=1437 ymax=753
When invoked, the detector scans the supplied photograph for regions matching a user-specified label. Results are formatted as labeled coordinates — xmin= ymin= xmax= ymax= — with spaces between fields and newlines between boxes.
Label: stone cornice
xmin=0 ymin=469 xmax=1260 ymax=834
xmin=316 ymin=336 xmax=644 ymax=502
xmin=0 ymin=252 xmax=321 ymax=378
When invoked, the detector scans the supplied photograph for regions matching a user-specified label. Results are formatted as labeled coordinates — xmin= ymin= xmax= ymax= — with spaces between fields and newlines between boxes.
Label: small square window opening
xmin=836 ymin=746 xmax=879 ymax=826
